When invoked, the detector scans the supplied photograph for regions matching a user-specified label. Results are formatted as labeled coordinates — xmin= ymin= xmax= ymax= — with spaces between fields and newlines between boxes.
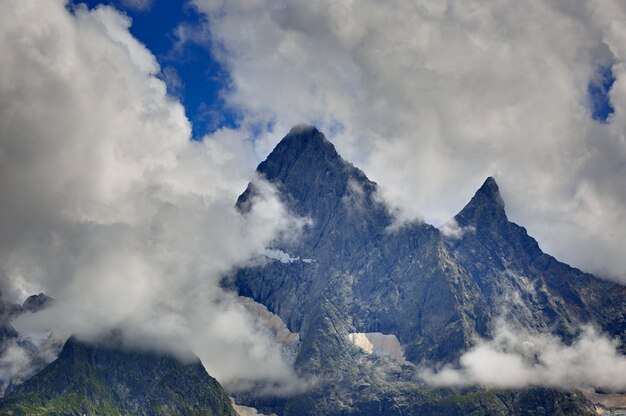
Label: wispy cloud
xmin=159 ymin=65 xmax=185 ymax=98
xmin=439 ymin=219 xmax=475 ymax=240
xmin=419 ymin=321 xmax=626 ymax=390
xmin=119 ymin=0 xmax=153 ymax=12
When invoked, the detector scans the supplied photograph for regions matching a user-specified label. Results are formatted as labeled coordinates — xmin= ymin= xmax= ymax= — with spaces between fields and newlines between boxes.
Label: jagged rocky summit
xmin=232 ymin=125 xmax=625 ymax=415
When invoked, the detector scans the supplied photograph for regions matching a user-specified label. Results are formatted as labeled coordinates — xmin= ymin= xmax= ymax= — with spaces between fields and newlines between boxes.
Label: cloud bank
xmin=0 ymin=0 xmax=305 ymax=389
xmin=189 ymin=0 xmax=626 ymax=282
xmin=419 ymin=322 xmax=626 ymax=391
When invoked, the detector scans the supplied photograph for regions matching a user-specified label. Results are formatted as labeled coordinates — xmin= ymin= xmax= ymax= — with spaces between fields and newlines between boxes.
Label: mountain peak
xmin=238 ymin=125 xmax=354 ymax=213
xmin=477 ymin=176 xmax=503 ymax=204
xmin=237 ymin=125 xmax=389 ymax=239
xmin=262 ymin=124 xmax=336 ymax=171
xmin=455 ymin=176 xmax=507 ymax=227
xmin=288 ymin=123 xmax=320 ymax=135
xmin=21 ymin=293 xmax=53 ymax=313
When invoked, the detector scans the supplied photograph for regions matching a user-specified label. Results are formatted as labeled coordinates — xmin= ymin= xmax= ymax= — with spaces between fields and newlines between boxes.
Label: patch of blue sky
xmin=588 ymin=65 xmax=615 ymax=123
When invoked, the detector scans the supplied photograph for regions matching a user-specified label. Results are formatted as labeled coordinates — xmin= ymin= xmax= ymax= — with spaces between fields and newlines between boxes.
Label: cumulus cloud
xmin=419 ymin=322 xmax=626 ymax=390
xmin=188 ymin=0 xmax=626 ymax=282
xmin=0 ymin=0 xmax=305 ymax=389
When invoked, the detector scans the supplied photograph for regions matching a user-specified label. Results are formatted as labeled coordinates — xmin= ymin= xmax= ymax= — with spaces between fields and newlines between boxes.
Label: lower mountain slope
xmin=0 ymin=337 xmax=238 ymax=416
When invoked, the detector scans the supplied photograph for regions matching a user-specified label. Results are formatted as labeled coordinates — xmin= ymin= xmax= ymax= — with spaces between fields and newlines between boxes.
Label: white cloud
xmin=0 ymin=0 xmax=305 ymax=389
xmin=0 ymin=332 xmax=65 ymax=396
xmin=0 ymin=341 xmax=31 ymax=395
xmin=439 ymin=219 xmax=475 ymax=240
xmin=418 ymin=322 xmax=626 ymax=390
xmin=189 ymin=0 xmax=626 ymax=282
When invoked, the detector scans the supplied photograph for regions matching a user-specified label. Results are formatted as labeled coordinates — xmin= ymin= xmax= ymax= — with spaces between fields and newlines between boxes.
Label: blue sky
xmin=589 ymin=65 xmax=615 ymax=122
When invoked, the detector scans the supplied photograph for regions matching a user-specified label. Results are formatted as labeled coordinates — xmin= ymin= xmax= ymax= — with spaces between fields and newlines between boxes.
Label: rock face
xmin=236 ymin=125 xmax=489 ymax=367
xmin=0 ymin=336 xmax=238 ymax=416
xmin=232 ymin=125 xmax=622 ymax=415
xmin=20 ymin=294 xmax=53 ymax=315
xmin=450 ymin=177 xmax=626 ymax=346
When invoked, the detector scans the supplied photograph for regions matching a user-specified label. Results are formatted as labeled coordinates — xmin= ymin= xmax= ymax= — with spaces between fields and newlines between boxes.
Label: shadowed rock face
xmin=0 ymin=337 xmax=238 ymax=416
xmin=232 ymin=125 xmax=613 ymax=415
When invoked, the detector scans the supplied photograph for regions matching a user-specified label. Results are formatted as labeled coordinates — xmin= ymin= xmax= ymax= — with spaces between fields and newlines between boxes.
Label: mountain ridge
xmin=450 ymin=174 xmax=626 ymax=345
xmin=231 ymin=125 xmax=621 ymax=415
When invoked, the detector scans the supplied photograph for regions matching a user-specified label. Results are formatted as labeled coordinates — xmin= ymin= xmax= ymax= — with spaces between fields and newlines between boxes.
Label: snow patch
xmin=264 ymin=249 xmax=314 ymax=264
xmin=264 ymin=249 xmax=298 ymax=263
xmin=347 ymin=332 xmax=407 ymax=364
xmin=231 ymin=398 xmax=277 ymax=416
